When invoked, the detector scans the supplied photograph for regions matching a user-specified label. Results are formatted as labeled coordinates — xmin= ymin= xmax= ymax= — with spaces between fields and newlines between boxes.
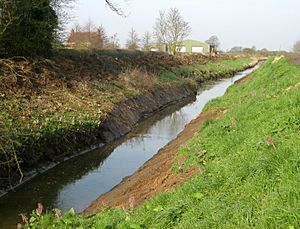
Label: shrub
xmin=0 ymin=0 xmax=58 ymax=57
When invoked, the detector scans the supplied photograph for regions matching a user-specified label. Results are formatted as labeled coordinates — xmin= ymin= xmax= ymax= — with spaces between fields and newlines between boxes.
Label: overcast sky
xmin=67 ymin=0 xmax=300 ymax=51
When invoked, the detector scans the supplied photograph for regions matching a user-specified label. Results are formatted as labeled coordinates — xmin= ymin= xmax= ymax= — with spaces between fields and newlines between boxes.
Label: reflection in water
xmin=0 ymin=67 xmax=258 ymax=229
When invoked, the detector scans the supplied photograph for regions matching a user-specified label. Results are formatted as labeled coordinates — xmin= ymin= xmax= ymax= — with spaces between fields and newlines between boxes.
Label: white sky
xmin=66 ymin=0 xmax=300 ymax=51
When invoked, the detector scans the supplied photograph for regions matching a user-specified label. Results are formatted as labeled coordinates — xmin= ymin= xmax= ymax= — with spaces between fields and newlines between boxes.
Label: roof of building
xmin=67 ymin=30 xmax=101 ymax=44
xmin=181 ymin=39 xmax=209 ymax=47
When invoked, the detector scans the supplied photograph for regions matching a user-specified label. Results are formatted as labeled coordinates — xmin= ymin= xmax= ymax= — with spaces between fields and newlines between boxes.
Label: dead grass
xmin=119 ymin=68 xmax=159 ymax=91
xmin=286 ymin=53 xmax=300 ymax=66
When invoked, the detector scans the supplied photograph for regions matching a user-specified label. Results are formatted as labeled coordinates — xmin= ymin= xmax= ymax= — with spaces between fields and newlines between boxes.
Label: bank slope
xmin=0 ymin=54 xmax=253 ymax=193
xmin=23 ymin=56 xmax=300 ymax=228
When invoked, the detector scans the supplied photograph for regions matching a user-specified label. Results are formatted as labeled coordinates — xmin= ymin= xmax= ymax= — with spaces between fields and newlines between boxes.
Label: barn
xmin=176 ymin=39 xmax=210 ymax=54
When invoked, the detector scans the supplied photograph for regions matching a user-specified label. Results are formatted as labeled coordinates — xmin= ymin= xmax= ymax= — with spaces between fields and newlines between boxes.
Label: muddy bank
xmin=98 ymin=84 xmax=197 ymax=144
xmin=101 ymin=59 xmax=258 ymax=144
xmin=83 ymin=110 xmax=221 ymax=215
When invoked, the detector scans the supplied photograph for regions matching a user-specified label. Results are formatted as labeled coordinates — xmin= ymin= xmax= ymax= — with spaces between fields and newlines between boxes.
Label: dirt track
xmin=83 ymin=110 xmax=221 ymax=216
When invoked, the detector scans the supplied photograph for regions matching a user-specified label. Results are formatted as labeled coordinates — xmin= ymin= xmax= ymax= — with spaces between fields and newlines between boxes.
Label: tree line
xmin=0 ymin=1 xmax=195 ymax=57
xmin=69 ymin=8 xmax=193 ymax=54
xmin=1 ymin=1 xmax=299 ymax=57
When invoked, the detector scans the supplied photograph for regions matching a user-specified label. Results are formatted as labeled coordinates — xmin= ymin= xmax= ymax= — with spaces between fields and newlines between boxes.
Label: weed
xmin=119 ymin=68 xmax=159 ymax=91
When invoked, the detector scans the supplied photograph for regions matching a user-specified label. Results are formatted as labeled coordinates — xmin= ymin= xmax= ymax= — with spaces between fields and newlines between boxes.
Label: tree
xmin=105 ymin=0 xmax=125 ymax=16
xmin=260 ymin=48 xmax=268 ymax=52
xmin=105 ymin=33 xmax=120 ymax=49
xmin=293 ymin=41 xmax=300 ymax=54
xmin=206 ymin=35 xmax=220 ymax=51
xmin=153 ymin=8 xmax=191 ymax=55
xmin=0 ymin=0 xmax=59 ymax=57
xmin=69 ymin=21 xmax=108 ymax=50
xmin=73 ymin=23 xmax=82 ymax=32
xmin=243 ymin=47 xmax=254 ymax=53
xmin=229 ymin=46 xmax=243 ymax=53
xmin=98 ymin=25 xmax=109 ymax=47
xmin=52 ymin=0 xmax=75 ymax=29
xmin=83 ymin=18 xmax=96 ymax=33
xmin=126 ymin=28 xmax=140 ymax=50
xmin=142 ymin=31 xmax=152 ymax=51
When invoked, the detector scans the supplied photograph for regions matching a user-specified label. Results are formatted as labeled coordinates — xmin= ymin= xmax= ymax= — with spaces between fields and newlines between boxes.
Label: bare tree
xmin=142 ymin=31 xmax=153 ymax=51
xmin=73 ymin=23 xmax=82 ymax=32
xmin=105 ymin=0 xmax=125 ymax=16
xmin=293 ymin=41 xmax=300 ymax=54
xmin=51 ymin=0 xmax=76 ymax=25
xmin=98 ymin=25 xmax=109 ymax=47
xmin=69 ymin=20 xmax=107 ymax=49
xmin=52 ymin=0 xmax=77 ymax=41
xmin=206 ymin=35 xmax=220 ymax=51
xmin=154 ymin=11 xmax=168 ymax=50
xmin=142 ymin=31 xmax=152 ymax=51
xmin=83 ymin=19 xmax=96 ymax=33
xmin=105 ymin=33 xmax=120 ymax=49
xmin=153 ymin=8 xmax=191 ymax=55
xmin=126 ymin=28 xmax=140 ymax=50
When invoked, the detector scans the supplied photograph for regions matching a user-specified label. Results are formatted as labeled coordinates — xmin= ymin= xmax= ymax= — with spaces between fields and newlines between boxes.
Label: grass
xmin=22 ymin=56 xmax=300 ymax=228
xmin=0 ymin=53 xmax=253 ymax=191
xmin=172 ymin=58 xmax=253 ymax=81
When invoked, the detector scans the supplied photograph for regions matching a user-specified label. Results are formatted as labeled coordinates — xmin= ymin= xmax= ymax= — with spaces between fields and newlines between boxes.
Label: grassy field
xmin=0 ymin=50 xmax=252 ymax=190
xmin=21 ymin=56 xmax=300 ymax=228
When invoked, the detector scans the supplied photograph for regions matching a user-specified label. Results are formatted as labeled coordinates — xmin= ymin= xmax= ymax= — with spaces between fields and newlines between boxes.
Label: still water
xmin=0 ymin=66 xmax=258 ymax=228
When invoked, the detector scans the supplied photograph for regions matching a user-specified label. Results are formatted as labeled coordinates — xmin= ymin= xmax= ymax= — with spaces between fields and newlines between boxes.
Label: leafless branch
xmin=154 ymin=8 xmax=191 ymax=54
xmin=105 ymin=0 xmax=126 ymax=16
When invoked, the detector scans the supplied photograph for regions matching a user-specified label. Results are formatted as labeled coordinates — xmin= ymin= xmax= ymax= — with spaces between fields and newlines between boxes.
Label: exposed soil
xmin=234 ymin=75 xmax=252 ymax=84
xmin=83 ymin=110 xmax=221 ymax=216
xmin=98 ymin=84 xmax=197 ymax=144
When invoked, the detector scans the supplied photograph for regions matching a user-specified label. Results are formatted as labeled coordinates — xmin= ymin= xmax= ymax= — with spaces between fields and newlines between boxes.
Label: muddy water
xmin=0 ymin=67 xmax=258 ymax=228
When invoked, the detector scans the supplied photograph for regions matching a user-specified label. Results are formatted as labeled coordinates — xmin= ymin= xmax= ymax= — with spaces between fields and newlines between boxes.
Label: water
xmin=0 ymin=67 xmax=258 ymax=228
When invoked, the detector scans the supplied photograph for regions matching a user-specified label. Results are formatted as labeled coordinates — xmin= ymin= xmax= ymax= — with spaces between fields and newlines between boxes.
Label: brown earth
xmin=83 ymin=110 xmax=221 ymax=216
xmin=235 ymin=75 xmax=252 ymax=84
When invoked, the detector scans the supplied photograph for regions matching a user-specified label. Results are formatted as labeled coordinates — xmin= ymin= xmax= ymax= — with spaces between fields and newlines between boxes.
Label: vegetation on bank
xmin=169 ymin=58 xmax=253 ymax=82
xmin=0 ymin=0 xmax=68 ymax=57
xmin=21 ymin=57 xmax=300 ymax=228
xmin=0 ymin=50 xmax=252 ymax=189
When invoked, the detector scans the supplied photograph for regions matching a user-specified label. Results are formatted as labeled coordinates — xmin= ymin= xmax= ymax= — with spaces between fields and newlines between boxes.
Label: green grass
xmin=159 ymin=71 xmax=186 ymax=83
xmin=23 ymin=57 xmax=300 ymax=228
xmin=172 ymin=58 xmax=252 ymax=81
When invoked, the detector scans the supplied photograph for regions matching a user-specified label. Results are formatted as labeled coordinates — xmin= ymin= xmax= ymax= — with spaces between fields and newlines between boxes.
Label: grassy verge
xmin=0 ymin=51 xmax=253 ymax=190
xmin=170 ymin=58 xmax=254 ymax=81
xmin=21 ymin=56 xmax=300 ymax=228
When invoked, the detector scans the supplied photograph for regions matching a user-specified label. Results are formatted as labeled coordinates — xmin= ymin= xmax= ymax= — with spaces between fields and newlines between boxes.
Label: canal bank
xmin=83 ymin=65 xmax=261 ymax=215
xmin=0 ymin=57 xmax=256 ymax=196
xmin=0 ymin=63 xmax=260 ymax=229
